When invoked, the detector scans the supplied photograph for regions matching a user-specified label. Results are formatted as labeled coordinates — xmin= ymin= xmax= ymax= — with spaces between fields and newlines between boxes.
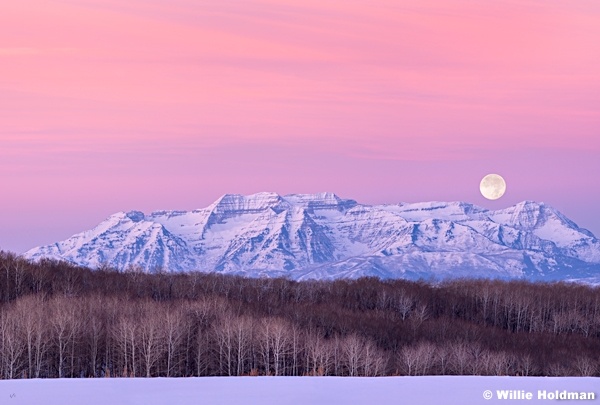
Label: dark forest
xmin=0 ymin=251 xmax=599 ymax=379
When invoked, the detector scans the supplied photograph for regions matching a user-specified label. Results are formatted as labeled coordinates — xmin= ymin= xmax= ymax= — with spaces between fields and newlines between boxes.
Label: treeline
xmin=0 ymin=251 xmax=599 ymax=378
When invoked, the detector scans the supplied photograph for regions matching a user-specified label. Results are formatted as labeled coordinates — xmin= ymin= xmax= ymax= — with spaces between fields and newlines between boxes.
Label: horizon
xmin=14 ymin=192 xmax=599 ymax=256
xmin=3 ymin=187 xmax=600 ymax=254
xmin=2 ymin=0 xmax=599 ymax=253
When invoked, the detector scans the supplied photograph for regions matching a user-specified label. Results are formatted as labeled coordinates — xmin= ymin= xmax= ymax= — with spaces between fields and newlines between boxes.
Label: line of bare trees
xmin=0 ymin=251 xmax=599 ymax=378
xmin=0 ymin=295 xmax=389 ymax=378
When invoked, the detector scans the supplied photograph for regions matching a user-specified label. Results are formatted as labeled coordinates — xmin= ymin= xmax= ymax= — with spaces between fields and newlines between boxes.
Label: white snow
xmin=534 ymin=218 xmax=589 ymax=247
xmin=0 ymin=376 xmax=597 ymax=405
xmin=23 ymin=194 xmax=600 ymax=281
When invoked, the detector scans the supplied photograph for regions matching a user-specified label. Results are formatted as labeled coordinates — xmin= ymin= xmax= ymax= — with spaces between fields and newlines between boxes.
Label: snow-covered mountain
xmin=24 ymin=192 xmax=600 ymax=282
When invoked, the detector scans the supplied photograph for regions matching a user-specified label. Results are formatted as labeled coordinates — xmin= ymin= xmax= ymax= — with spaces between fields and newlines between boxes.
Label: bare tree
xmin=289 ymin=323 xmax=302 ymax=376
xmin=395 ymin=294 xmax=413 ymax=321
xmin=187 ymin=299 xmax=214 ymax=376
xmin=138 ymin=304 xmax=165 ymax=377
xmin=305 ymin=330 xmax=332 ymax=376
xmin=575 ymin=356 xmax=597 ymax=376
xmin=10 ymin=295 xmax=46 ymax=378
xmin=48 ymin=297 xmax=81 ymax=378
xmin=164 ymin=306 xmax=184 ymax=377
xmin=113 ymin=309 xmax=138 ymax=377
xmin=213 ymin=312 xmax=235 ymax=376
xmin=341 ymin=334 xmax=363 ymax=376
xmin=0 ymin=307 xmax=25 ymax=378
xmin=400 ymin=342 xmax=436 ymax=376
xmin=270 ymin=318 xmax=291 ymax=376
xmin=436 ymin=344 xmax=450 ymax=375
xmin=399 ymin=344 xmax=419 ymax=376
xmin=257 ymin=318 xmax=272 ymax=375
xmin=518 ymin=354 xmax=536 ymax=376
xmin=360 ymin=337 xmax=386 ymax=376
xmin=449 ymin=342 xmax=470 ymax=375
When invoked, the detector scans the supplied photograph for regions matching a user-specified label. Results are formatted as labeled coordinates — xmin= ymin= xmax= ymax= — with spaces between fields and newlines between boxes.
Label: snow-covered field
xmin=1 ymin=376 xmax=598 ymax=405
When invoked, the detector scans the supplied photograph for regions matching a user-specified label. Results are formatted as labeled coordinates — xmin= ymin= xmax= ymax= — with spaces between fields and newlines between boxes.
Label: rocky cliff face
xmin=24 ymin=193 xmax=600 ymax=282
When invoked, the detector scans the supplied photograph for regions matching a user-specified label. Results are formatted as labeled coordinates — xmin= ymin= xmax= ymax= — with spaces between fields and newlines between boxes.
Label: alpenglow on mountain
xmin=24 ymin=192 xmax=600 ymax=282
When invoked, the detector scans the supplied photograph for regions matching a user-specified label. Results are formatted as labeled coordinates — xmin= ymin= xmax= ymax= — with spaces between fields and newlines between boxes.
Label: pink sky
xmin=1 ymin=0 xmax=599 ymax=252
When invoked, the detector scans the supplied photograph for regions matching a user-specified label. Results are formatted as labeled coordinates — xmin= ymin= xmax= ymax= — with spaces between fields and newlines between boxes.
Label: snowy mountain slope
xmin=24 ymin=193 xmax=600 ymax=282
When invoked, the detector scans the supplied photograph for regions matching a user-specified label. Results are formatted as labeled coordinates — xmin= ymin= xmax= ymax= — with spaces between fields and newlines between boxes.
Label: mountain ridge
xmin=23 ymin=193 xmax=600 ymax=283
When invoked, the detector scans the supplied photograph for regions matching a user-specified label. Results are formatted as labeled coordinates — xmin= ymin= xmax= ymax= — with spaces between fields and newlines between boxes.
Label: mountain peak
xmin=491 ymin=201 xmax=557 ymax=230
xmin=125 ymin=211 xmax=145 ymax=222
xmin=514 ymin=200 xmax=547 ymax=210
xmin=209 ymin=192 xmax=285 ymax=213
xmin=283 ymin=192 xmax=357 ymax=210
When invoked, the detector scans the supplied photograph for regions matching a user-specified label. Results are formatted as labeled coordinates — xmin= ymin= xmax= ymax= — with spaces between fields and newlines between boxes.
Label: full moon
xmin=480 ymin=174 xmax=506 ymax=200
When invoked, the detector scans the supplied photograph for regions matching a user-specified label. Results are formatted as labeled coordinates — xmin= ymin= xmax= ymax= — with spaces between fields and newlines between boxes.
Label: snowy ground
xmin=0 ymin=376 xmax=598 ymax=405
